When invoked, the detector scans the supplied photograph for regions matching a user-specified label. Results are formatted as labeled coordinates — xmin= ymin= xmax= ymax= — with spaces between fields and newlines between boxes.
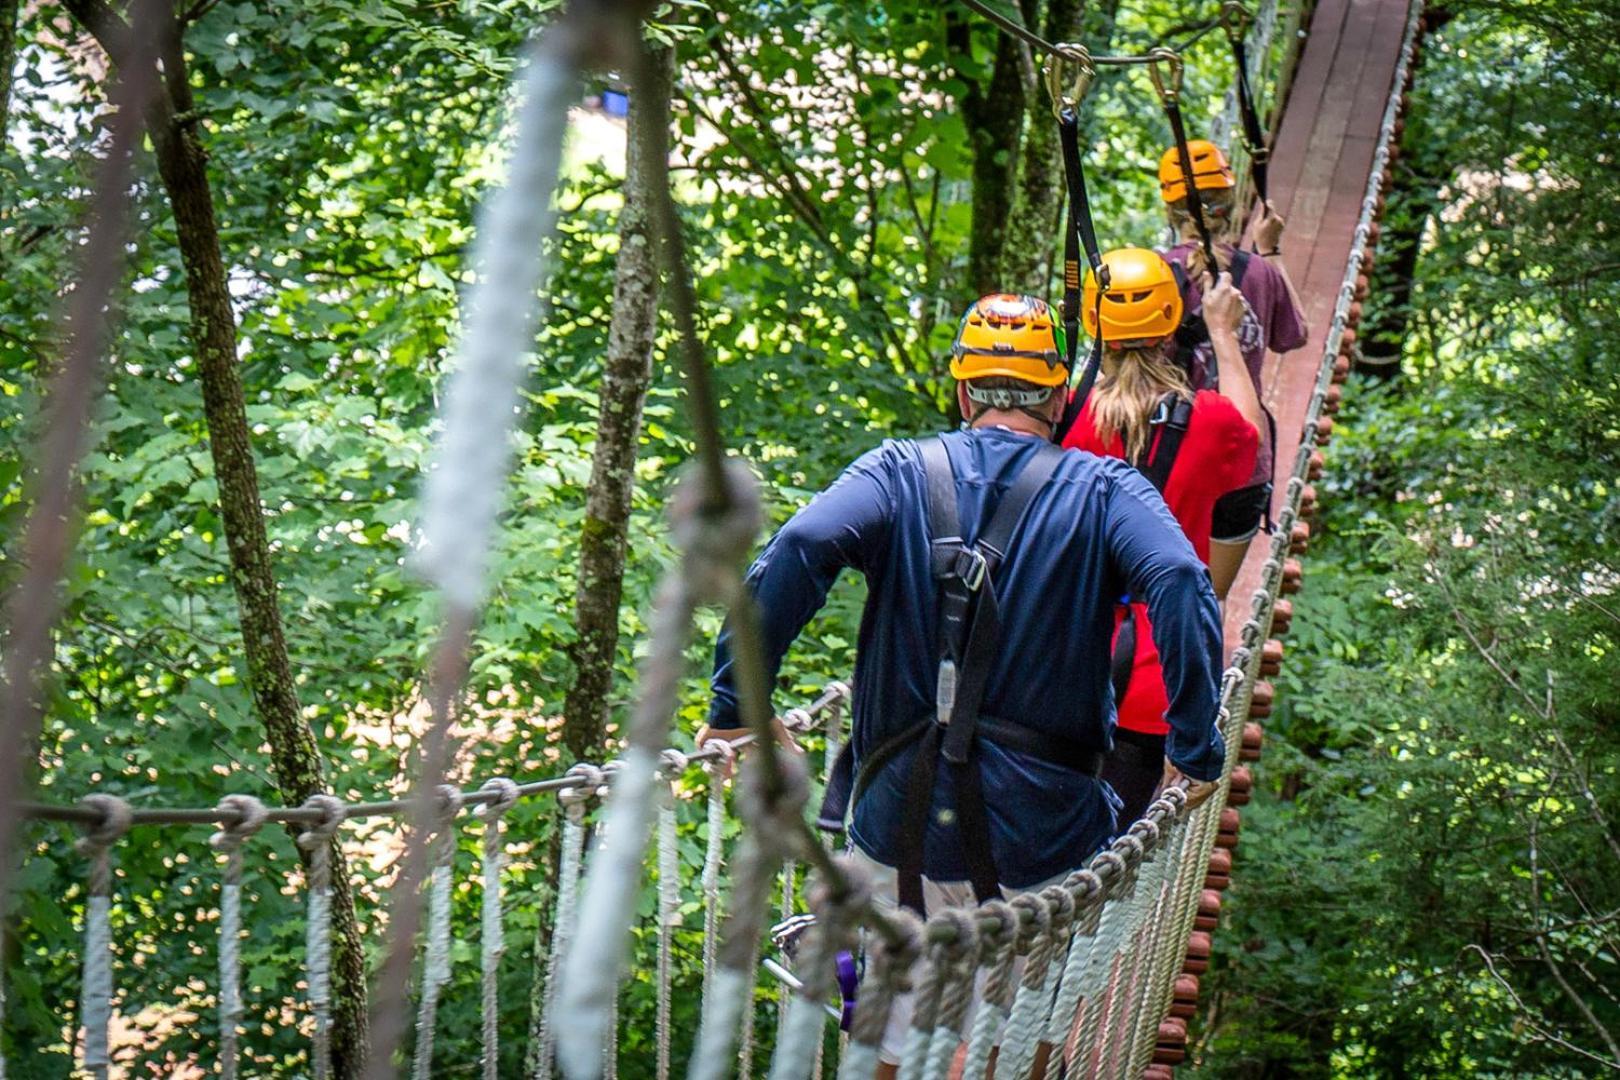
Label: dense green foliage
xmin=0 ymin=0 xmax=1613 ymax=1075
xmin=1192 ymin=2 xmax=1620 ymax=1074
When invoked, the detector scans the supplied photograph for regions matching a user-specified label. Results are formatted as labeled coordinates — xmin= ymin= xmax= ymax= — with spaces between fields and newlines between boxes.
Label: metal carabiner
xmin=1146 ymin=47 xmax=1185 ymax=106
xmin=1220 ymin=0 xmax=1253 ymax=43
xmin=1042 ymin=43 xmax=1096 ymax=119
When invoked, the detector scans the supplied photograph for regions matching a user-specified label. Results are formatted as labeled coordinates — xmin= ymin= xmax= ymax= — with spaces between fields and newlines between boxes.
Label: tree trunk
xmin=62 ymin=4 xmax=369 ymax=1074
xmin=1004 ymin=0 xmax=1085 ymax=293
xmin=560 ymin=45 xmax=673 ymax=762
xmin=0 ymin=0 xmax=18 ymax=141
xmin=948 ymin=1 xmax=1038 ymax=295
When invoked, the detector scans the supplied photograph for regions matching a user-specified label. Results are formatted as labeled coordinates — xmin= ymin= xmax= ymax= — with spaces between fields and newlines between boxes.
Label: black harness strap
xmin=1109 ymin=395 xmax=1195 ymax=703
xmin=1165 ymin=97 xmax=1219 ymax=274
xmin=903 ymin=437 xmax=1064 ymax=912
xmin=1230 ymin=34 xmax=1270 ymax=205
xmin=1056 ymin=105 xmax=1108 ymax=442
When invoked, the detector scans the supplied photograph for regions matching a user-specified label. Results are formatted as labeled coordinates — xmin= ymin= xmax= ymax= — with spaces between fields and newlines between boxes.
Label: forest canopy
xmin=0 ymin=0 xmax=1615 ymax=1076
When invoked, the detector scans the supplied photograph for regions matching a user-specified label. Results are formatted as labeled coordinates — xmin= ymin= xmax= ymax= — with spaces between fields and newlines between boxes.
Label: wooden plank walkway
xmin=1222 ymin=0 xmax=1414 ymax=654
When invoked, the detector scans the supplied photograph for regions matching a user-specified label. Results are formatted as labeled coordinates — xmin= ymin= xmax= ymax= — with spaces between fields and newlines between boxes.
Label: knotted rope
xmin=476 ymin=778 xmax=519 ymax=1080
xmin=536 ymin=764 xmax=600 ymax=1080
xmin=995 ymin=890 xmax=1063 ymax=1080
xmin=767 ymin=863 xmax=871 ymax=1080
xmin=690 ymin=749 xmax=809 ymax=1080
xmin=919 ymin=912 xmax=981 ymax=1080
xmin=297 ymin=794 xmax=347 ymax=1080
xmin=557 ymin=461 xmax=761 ymax=1080
xmin=701 ymin=743 xmax=734 ymax=1002
xmin=839 ymin=909 xmax=921 ymax=1080
xmin=959 ymin=900 xmax=1019 ymax=1080
xmin=1042 ymin=870 xmax=1106 ymax=1045
xmin=411 ymin=786 xmax=464 ymax=1080
xmin=900 ymin=907 xmax=975 ymax=1072
xmin=75 ymin=794 xmax=130 ymax=1080
xmin=655 ymin=751 xmax=687 ymax=1080
xmin=210 ymin=794 xmax=267 ymax=1080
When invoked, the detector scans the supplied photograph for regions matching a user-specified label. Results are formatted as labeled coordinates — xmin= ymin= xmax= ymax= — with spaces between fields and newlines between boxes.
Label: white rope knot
xmin=781 ymin=708 xmax=813 ymax=733
xmin=210 ymin=794 xmax=268 ymax=853
xmin=1009 ymin=892 xmax=1050 ymax=955
xmin=1041 ymin=884 xmax=1076 ymax=938
xmin=430 ymin=783 xmax=465 ymax=830
xmin=1127 ymin=816 xmax=1163 ymax=854
xmin=668 ymin=459 xmax=764 ymax=602
xmin=296 ymin=794 xmax=347 ymax=851
xmin=658 ymin=748 xmax=690 ymax=778
xmin=476 ymin=776 xmax=521 ymax=820
xmin=74 ymin=794 xmax=132 ymax=859
xmin=703 ymin=737 xmax=737 ymax=773
xmin=1088 ymin=849 xmax=1128 ymax=897
xmin=560 ymin=763 xmax=604 ymax=819
xmin=827 ymin=680 xmax=851 ymax=702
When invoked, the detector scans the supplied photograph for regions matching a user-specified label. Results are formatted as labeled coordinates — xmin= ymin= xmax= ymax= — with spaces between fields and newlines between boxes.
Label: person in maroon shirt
xmin=1063 ymin=247 xmax=1260 ymax=825
xmin=1158 ymin=139 xmax=1310 ymax=544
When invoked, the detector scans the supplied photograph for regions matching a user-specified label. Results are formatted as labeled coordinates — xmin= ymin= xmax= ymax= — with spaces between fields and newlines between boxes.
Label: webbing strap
xmin=1057 ymin=106 xmax=1107 ymax=432
xmin=1230 ymin=35 xmax=1271 ymax=204
xmin=1164 ymin=97 xmax=1219 ymax=272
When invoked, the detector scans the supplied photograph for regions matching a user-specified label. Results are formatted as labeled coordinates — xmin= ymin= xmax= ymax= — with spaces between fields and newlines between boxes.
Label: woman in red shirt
xmin=1062 ymin=247 xmax=1261 ymax=826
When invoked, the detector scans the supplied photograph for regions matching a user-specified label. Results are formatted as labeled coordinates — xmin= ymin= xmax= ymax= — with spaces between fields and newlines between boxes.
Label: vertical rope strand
xmin=477 ymin=778 xmax=519 ymax=1080
xmin=74 ymin=796 xmax=130 ymax=1080
xmin=536 ymin=766 xmax=599 ymax=1080
xmin=210 ymin=795 xmax=268 ymax=1080
xmin=297 ymin=796 xmax=347 ymax=1080
xmin=701 ymin=750 xmax=733 ymax=1003
xmin=412 ymin=788 xmax=464 ymax=1080
xmin=655 ymin=759 xmax=684 ymax=1080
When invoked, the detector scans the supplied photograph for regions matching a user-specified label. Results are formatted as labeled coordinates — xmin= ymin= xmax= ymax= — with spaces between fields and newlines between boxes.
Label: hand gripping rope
xmin=210 ymin=794 xmax=268 ymax=1080
xmin=1150 ymin=48 xmax=1221 ymax=273
xmin=1222 ymin=1 xmax=1272 ymax=206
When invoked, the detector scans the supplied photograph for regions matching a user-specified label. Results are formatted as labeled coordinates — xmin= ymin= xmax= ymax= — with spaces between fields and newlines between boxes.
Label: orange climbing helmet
xmin=949 ymin=293 xmax=1068 ymax=388
xmin=1083 ymin=247 xmax=1183 ymax=345
xmin=1158 ymin=140 xmax=1237 ymax=203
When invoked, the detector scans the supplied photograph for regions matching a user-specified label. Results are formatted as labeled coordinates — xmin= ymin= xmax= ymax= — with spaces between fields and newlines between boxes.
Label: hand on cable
xmin=695 ymin=717 xmax=802 ymax=779
xmin=1202 ymin=271 xmax=1245 ymax=339
xmin=1160 ymin=762 xmax=1220 ymax=810
xmin=1253 ymin=203 xmax=1286 ymax=253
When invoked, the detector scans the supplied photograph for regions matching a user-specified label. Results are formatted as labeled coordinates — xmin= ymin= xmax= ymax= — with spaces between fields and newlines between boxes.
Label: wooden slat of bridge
xmin=1222 ymin=0 xmax=1414 ymax=655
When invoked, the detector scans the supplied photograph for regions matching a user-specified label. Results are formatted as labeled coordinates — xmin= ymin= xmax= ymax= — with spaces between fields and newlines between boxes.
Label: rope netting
xmin=1 ymin=0 xmax=1424 ymax=1075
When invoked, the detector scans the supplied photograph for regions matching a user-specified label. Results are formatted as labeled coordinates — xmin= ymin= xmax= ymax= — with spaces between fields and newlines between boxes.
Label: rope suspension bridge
xmin=1 ymin=0 xmax=1429 ymax=1075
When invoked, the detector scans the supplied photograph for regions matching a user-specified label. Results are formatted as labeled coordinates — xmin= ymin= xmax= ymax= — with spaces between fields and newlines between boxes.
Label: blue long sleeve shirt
xmin=709 ymin=427 xmax=1225 ymax=887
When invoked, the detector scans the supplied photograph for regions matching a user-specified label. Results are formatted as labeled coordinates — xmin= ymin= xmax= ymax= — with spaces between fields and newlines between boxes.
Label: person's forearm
xmin=1210 ymin=327 xmax=1264 ymax=436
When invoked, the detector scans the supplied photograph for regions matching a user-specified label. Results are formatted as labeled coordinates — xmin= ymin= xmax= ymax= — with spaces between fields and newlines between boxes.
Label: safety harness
xmin=817 ymin=437 xmax=1102 ymax=914
xmin=1109 ymin=394 xmax=1195 ymax=704
xmin=1150 ymin=49 xmax=1220 ymax=277
xmin=1168 ymin=250 xmax=1251 ymax=389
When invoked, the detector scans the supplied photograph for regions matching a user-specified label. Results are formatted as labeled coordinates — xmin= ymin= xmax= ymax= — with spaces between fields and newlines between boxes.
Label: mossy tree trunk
xmin=62 ymin=4 xmax=369 ymax=1075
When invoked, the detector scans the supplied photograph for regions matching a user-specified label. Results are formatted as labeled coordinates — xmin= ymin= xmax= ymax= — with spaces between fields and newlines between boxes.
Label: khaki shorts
xmin=848 ymin=847 xmax=1070 ymax=1065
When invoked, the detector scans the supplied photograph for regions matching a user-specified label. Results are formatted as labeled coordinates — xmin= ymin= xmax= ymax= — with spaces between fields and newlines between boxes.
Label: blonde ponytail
xmin=1166 ymin=187 xmax=1240 ymax=278
xmin=1089 ymin=345 xmax=1192 ymax=463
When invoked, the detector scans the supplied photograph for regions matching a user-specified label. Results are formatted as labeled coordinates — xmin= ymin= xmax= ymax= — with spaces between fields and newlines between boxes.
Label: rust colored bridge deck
xmin=1222 ymin=0 xmax=1414 ymax=653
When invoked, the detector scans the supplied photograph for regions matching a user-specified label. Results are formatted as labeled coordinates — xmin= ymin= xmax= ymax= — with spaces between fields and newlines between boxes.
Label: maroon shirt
xmin=1161 ymin=241 xmax=1308 ymax=485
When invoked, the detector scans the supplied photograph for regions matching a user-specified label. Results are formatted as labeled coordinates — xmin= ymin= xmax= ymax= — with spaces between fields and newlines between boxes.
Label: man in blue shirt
xmin=701 ymin=293 xmax=1224 ymax=897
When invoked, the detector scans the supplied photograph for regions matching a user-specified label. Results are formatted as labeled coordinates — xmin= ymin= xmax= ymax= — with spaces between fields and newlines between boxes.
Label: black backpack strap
xmin=1136 ymin=394 xmax=1195 ymax=494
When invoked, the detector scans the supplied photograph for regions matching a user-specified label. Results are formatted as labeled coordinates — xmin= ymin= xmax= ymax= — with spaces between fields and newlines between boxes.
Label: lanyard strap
xmin=1150 ymin=48 xmax=1219 ymax=273
xmin=1046 ymin=46 xmax=1108 ymax=426
xmin=1223 ymin=3 xmax=1271 ymax=204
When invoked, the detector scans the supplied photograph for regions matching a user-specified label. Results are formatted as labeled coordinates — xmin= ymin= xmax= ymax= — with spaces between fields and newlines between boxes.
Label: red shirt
xmin=1063 ymin=390 xmax=1257 ymax=734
